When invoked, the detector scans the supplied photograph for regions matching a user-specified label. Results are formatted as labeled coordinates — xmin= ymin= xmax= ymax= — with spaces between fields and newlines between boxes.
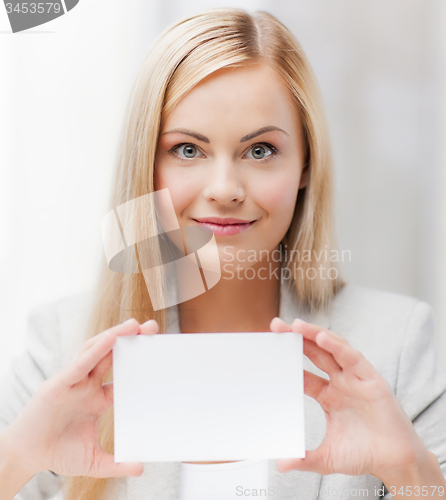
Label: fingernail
xmin=315 ymin=331 xmax=327 ymax=343
xmin=271 ymin=317 xmax=285 ymax=324
xmin=292 ymin=318 xmax=306 ymax=325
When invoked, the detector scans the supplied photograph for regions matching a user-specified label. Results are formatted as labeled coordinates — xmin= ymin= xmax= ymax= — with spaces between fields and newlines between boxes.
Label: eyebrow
xmin=240 ymin=126 xmax=289 ymax=142
xmin=160 ymin=126 xmax=289 ymax=144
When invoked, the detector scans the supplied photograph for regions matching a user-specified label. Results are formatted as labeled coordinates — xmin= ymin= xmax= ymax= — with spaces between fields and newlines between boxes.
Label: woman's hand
xmin=2 ymin=318 xmax=160 ymax=481
xmin=269 ymin=317 xmax=430 ymax=482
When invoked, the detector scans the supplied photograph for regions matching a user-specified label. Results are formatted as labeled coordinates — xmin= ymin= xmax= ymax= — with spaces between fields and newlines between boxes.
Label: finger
xmin=291 ymin=319 xmax=348 ymax=345
xmin=315 ymin=331 xmax=376 ymax=379
xmin=304 ymin=338 xmax=341 ymax=375
xmin=303 ymin=369 xmax=329 ymax=401
xmin=79 ymin=318 xmax=141 ymax=356
xmin=92 ymin=447 xmax=144 ymax=478
xmin=91 ymin=319 xmax=155 ymax=381
xmin=276 ymin=448 xmax=327 ymax=475
xmin=59 ymin=334 xmax=116 ymax=386
xmin=270 ymin=317 xmax=292 ymax=333
xmin=102 ymin=381 xmax=113 ymax=406
xmin=139 ymin=319 xmax=159 ymax=336
xmin=272 ymin=318 xmax=340 ymax=376
xmin=292 ymin=319 xmax=370 ymax=377
xmin=60 ymin=319 xmax=140 ymax=386
xmin=90 ymin=351 xmax=113 ymax=383
xmin=90 ymin=320 xmax=158 ymax=383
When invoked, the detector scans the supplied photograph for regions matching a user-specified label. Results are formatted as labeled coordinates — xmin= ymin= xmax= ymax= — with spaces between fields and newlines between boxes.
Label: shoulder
xmin=330 ymin=282 xmax=422 ymax=324
xmin=27 ymin=289 xmax=96 ymax=373
xmin=330 ymin=284 xmax=446 ymax=420
xmin=327 ymin=283 xmax=439 ymax=390
xmin=329 ymin=281 xmax=431 ymax=338
xmin=328 ymin=283 xmax=429 ymax=346
xmin=28 ymin=289 xmax=95 ymax=324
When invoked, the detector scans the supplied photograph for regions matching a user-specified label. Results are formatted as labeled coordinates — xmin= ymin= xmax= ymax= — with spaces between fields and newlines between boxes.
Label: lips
xmin=192 ymin=217 xmax=257 ymax=236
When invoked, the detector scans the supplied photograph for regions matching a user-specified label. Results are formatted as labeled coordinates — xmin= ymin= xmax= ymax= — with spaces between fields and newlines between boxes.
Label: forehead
xmin=162 ymin=64 xmax=301 ymax=138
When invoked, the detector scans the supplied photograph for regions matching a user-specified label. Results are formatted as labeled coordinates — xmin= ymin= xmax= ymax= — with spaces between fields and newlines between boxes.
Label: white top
xmin=179 ymin=459 xmax=269 ymax=500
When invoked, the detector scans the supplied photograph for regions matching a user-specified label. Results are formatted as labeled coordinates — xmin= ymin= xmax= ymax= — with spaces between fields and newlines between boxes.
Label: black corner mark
xmin=64 ymin=0 xmax=79 ymax=12
xmin=4 ymin=0 xmax=80 ymax=33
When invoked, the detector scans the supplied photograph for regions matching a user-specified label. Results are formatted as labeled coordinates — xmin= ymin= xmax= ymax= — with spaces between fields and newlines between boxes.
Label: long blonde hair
xmin=63 ymin=7 xmax=343 ymax=500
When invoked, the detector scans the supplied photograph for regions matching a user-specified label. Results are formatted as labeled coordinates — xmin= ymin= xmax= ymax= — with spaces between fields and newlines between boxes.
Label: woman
xmin=1 ymin=7 xmax=446 ymax=500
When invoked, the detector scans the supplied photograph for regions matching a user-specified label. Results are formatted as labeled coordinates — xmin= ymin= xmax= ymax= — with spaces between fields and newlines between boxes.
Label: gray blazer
xmin=1 ymin=281 xmax=446 ymax=500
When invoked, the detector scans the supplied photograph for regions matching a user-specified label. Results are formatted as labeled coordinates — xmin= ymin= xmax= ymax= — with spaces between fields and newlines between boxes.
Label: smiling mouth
xmin=192 ymin=217 xmax=257 ymax=236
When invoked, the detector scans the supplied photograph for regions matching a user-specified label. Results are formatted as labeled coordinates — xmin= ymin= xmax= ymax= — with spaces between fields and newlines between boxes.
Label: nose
xmin=202 ymin=159 xmax=246 ymax=205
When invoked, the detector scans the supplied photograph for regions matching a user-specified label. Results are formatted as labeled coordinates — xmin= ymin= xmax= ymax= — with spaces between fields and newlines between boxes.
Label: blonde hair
xmin=63 ymin=7 xmax=343 ymax=500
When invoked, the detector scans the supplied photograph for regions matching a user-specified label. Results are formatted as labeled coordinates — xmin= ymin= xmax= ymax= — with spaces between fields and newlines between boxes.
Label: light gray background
xmin=1 ymin=0 xmax=446 ymax=387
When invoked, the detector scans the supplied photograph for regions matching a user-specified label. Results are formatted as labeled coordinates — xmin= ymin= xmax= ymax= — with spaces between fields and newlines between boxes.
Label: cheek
xmin=256 ymin=172 xmax=300 ymax=225
xmin=154 ymin=167 xmax=199 ymax=220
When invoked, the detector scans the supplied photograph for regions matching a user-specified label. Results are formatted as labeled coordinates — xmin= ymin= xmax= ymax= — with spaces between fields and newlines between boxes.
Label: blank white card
xmin=113 ymin=332 xmax=305 ymax=462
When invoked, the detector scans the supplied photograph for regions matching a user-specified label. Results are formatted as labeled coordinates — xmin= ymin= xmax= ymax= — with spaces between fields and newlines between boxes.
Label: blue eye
xmin=245 ymin=143 xmax=277 ymax=160
xmin=173 ymin=143 xmax=204 ymax=159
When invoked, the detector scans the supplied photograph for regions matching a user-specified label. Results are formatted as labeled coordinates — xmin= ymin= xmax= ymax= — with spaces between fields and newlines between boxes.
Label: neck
xmin=178 ymin=259 xmax=281 ymax=334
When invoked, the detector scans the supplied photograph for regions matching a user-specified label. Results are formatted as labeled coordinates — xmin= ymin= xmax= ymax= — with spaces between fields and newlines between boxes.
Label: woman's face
xmin=154 ymin=63 xmax=307 ymax=270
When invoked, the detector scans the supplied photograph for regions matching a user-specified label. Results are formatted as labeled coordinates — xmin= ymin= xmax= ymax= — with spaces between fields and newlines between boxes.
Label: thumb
xmin=276 ymin=449 xmax=325 ymax=474
xmin=93 ymin=449 xmax=144 ymax=478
